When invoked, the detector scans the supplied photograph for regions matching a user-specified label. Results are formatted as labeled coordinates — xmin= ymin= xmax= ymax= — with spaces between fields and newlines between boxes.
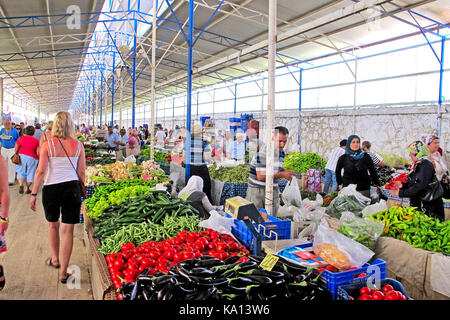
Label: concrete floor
xmin=0 ymin=183 xmax=93 ymax=300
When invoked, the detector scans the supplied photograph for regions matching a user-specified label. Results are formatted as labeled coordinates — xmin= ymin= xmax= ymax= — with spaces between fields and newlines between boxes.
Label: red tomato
xmin=216 ymin=243 xmax=227 ymax=253
xmin=358 ymin=294 xmax=372 ymax=300
xmin=207 ymin=242 xmax=216 ymax=250
xmin=371 ymin=287 xmax=379 ymax=295
xmin=120 ymin=242 xmax=134 ymax=253
xmin=359 ymin=287 xmax=371 ymax=296
xmin=187 ymin=231 xmax=198 ymax=242
xmin=348 ymin=267 xmax=358 ymax=271
xmin=381 ymin=284 xmax=394 ymax=294
xmin=117 ymin=293 xmax=123 ymax=300
xmin=372 ymin=291 xmax=385 ymax=300
xmin=173 ymin=252 xmax=184 ymax=263
xmin=398 ymin=293 xmax=407 ymax=301
xmin=112 ymin=259 xmax=125 ymax=271
xmin=384 ymin=292 xmax=397 ymax=300
xmin=183 ymin=251 xmax=195 ymax=260
xmin=148 ymin=251 xmax=160 ymax=260
xmin=140 ymin=258 xmax=152 ymax=269
xmin=122 ymin=250 xmax=134 ymax=261
xmin=237 ymin=256 xmax=249 ymax=263
xmin=356 ymin=273 xmax=367 ymax=278
xmin=163 ymin=248 xmax=176 ymax=261
xmin=197 ymin=237 xmax=208 ymax=246
xmin=124 ymin=275 xmax=136 ymax=283
xmin=220 ymin=252 xmax=229 ymax=260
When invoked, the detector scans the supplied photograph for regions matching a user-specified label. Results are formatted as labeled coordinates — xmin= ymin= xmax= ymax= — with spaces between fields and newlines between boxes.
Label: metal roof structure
xmin=0 ymin=0 xmax=449 ymax=123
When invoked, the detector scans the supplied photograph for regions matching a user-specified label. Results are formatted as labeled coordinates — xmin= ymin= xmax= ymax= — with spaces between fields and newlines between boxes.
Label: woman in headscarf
xmin=126 ymin=129 xmax=141 ymax=157
xmin=178 ymin=176 xmax=219 ymax=219
xmin=335 ymin=134 xmax=380 ymax=198
xmin=390 ymin=141 xmax=444 ymax=221
xmin=421 ymin=135 xmax=449 ymax=199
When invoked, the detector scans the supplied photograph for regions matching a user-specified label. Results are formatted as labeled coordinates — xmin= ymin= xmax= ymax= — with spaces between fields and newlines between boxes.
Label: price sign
xmin=259 ymin=254 xmax=279 ymax=271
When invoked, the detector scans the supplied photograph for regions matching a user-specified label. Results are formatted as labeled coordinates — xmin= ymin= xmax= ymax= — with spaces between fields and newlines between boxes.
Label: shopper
xmin=178 ymin=176 xmax=219 ymax=219
xmin=246 ymin=126 xmax=296 ymax=217
xmin=96 ymin=125 xmax=106 ymax=142
xmin=155 ymin=127 xmax=166 ymax=148
xmin=0 ymin=155 xmax=11 ymax=291
xmin=33 ymin=123 xmax=44 ymax=141
xmin=105 ymin=125 xmax=120 ymax=152
xmin=362 ymin=140 xmax=385 ymax=167
xmin=390 ymin=140 xmax=444 ymax=221
xmin=115 ymin=128 xmax=128 ymax=161
xmin=15 ymin=126 xmax=40 ymax=194
xmin=421 ymin=135 xmax=449 ymax=198
xmin=223 ymin=131 xmax=233 ymax=159
xmin=0 ymin=119 xmax=20 ymax=185
xmin=113 ymin=124 xmax=120 ymax=134
xmin=323 ymin=139 xmax=347 ymax=194
xmin=336 ymin=135 xmax=380 ymax=198
xmin=185 ymin=124 xmax=213 ymax=202
xmin=29 ymin=111 xmax=86 ymax=284
xmin=40 ymin=120 xmax=53 ymax=146
xmin=228 ymin=132 xmax=246 ymax=163
xmin=15 ymin=124 xmax=23 ymax=137
xmin=126 ymin=129 xmax=141 ymax=157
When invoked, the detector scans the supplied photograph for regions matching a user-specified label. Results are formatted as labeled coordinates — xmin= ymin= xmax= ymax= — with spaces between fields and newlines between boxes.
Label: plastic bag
xmin=338 ymin=211 xmax=385 ymax=250
xmin=282 ymin=177 xmax=302 ymax=208
xmin=297 ymin=217 xmax=329 ymax=242
xmin=124 ymin=155 xmax=136 ymax=164
xmin=362 ymin=199 xmax=388 ymax=217
xmin=326 ymin=184 xmax=371 ymax=219
xmin=169 ymin=172 xmax=180 ymax=196
xmin=313 ymin=223 xmax=375 ymax=270
xmin=199 ymin=211 xmax=236 ymax=237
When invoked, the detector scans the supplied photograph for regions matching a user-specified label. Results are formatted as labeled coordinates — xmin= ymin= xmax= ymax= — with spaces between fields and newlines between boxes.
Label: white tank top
xmin=44 ymin=138 xmax=82 ymax=186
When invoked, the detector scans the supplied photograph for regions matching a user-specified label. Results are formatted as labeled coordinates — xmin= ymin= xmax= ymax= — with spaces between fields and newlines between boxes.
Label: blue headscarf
xmin=346 ymin=135 xmax=364 ymax=160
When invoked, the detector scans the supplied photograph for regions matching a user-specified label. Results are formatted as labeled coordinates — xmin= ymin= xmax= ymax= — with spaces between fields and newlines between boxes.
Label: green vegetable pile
xmin=374 ymin=166 xmax=394 ymax=187
xmin=301 ymin=190 xmax=318 ymax=201
xmin=338 ymin=214 xmax=385 ymax=250
xmin=89 ymin=176 xmax=114 ymax=185
xmin=368 ymin=206 xmax=450 ymax=254
xmin=326 ymin=194 xmax=371 ymax=219
xmin=208 ymin=163 xmax=250 ymax=183
xmin=376 ymin=153 xmax=408 ymax=168
xmin=86 ymin=156 xmax=116 ymax=165
xmin=283 ymin=152 xmax=327 ymax=174
xmin=98 ymin=215 xmax=203 ymax=255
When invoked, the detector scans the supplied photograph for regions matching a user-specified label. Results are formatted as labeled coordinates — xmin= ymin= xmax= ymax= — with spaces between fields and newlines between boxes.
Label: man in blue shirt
xmin=104 ymin=125 xmax=120 ymax=152
xmin=230 ymin=132 xmax=246 ymax=163
xmin=0 ymin=119 xmax=20 ymax=184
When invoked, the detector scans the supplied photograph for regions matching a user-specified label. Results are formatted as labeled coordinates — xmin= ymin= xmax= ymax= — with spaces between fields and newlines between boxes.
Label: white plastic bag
xmin=169 ymin=172 xmax=180 ymax=196
xmin=326 ymin=184 xmax=371 ymax=218
xmin=297 ymin=216 xmax=329 ymax=242
xmin=338 ymin=211 xmax=385 ymax=250
xmin=362 ymin=199 xmax=388 ymax=217
xmin=282 ymin=177 xmax=302 ymax=208
xmin=124 ymin=155 xmax=136 ymax=164
xmin=199 ymin=211 xmax=236 ymax=237
xmin=313 ymin=223 xmax=375 ymax=270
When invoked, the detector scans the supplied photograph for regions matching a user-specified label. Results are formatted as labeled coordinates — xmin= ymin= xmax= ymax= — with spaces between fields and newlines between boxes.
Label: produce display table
xmin=82 ymin=203 xmax=117 ymax=300
xmin=211 ymin=179 xmax=289 ymax=205
xmin=374 ymin=237 xmax=450 ymax=300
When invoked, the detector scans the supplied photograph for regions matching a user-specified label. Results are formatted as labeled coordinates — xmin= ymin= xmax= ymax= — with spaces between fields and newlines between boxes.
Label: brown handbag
xmin=57 ymin=138 xmax=87 ymax=198
xmin=11 ymin=137 xmax=21 ymax=165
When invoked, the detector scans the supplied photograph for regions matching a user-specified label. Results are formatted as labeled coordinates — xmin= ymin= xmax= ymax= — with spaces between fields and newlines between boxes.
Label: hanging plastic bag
xmin=362 ymin=199 xmax=388 ymax=217
xmin=282 ymin=177 xmax=302 ymax=208
xmin=124 ymin=155 xmax=136 ymax=164
xmin=313 ymin=223 xmax=375 ymax=270
xmin=326 ymin=184 xmax=371 ymax=219
xmin=199 ymin=211 xmax=236 ymax=237
xmin=297 ymin=216 xmax=329 ymax=242
xmin=337 ymin=211 xmax=385 ymax=251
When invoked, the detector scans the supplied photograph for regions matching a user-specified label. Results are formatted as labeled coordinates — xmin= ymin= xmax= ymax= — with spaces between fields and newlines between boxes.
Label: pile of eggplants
xmin=119 ymin=254 xmax=331 ymax=301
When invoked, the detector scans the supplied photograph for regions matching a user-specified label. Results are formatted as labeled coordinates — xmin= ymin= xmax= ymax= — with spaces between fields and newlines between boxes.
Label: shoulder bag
xmin=57 ymin=138 xmax=87 ymax=198
xmin=11 ymin=137 xmax=21 ymax=165
xmin=417 ymin=159 xmax=444 ymax=202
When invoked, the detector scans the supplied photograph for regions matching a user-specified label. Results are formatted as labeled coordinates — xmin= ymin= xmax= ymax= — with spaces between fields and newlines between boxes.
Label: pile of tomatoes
xmin=105 ymin=229 xmax=250 ymax=291
xmin=350 ymin=284 xmax=407 ymax=300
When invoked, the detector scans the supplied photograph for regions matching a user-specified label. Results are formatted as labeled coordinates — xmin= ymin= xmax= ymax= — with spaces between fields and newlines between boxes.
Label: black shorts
xmin=42 ymin=180 xmax=82 ymax=224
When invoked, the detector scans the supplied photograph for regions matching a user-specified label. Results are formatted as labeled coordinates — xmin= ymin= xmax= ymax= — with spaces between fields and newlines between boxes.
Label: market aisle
xmin=0 ymin=184 xmax=93 ymax=300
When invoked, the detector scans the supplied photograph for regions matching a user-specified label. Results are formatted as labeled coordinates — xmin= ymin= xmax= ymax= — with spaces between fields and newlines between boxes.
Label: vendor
xmin=246 ymin=126 xmax=296 ymax=217
xmin=336 ymin=135 xmax=380 ymax=198
xmin=115 ymin=128 xmax=128 ymax=161
xmin=96 ymin=125 xmax=106 ymax=142
xmin=185 ymin=124 xmax=213 ymax=203
xmin=178 ymin=176 xmax=219 ymax=219
xmin=105 ymin=125 xmax=120 ymax=152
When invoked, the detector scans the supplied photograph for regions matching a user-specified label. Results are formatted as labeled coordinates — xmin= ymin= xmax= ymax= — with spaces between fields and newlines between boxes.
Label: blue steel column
xmin=111 ymin=52 xmax=116 ymax=126
xmin=185 ymin=0 xmax=194 ymax=183
xmin=196 ymin=91 xmax=199 ymax=117
xmin=92 ymin=78 xmax=95 ymax=127
xmin=88 ymin=87 xmax=91 ymax=127
xmin=437 ymin=38 xmax=445 ymax=137
xmin=298 ymin=69 xmax=302 ymax=148
xmin=100 ymin=75 xmax=103 ymax=127
xmin=132 ymin=19 xmax=137 ymax=129
xmin=233 ymin=83 xmax=237 ymax=114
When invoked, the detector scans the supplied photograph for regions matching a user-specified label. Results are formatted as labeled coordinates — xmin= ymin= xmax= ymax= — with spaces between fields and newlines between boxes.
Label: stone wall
xmin=158 ymin=105 xmax=450 ymax=165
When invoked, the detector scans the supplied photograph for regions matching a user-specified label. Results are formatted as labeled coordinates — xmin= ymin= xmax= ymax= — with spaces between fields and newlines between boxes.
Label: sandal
xmin=19 ymin=186 xmax=24 ymax=194
xmin=0 ymin=265 xmax=5 ymax=291
xmin=45 ymin=257 xmax=60 ymax=269
xmin=60 ymin=272 xmax=70 ymax=284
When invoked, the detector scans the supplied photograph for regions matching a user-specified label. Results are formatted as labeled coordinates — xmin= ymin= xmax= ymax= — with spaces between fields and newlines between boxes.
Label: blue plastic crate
xmin=320 ymin=258 xmax=387 ymax=300
xmin=225 ymin=212 xmax=291 ymax=248
xmin=337 ymin=278 xmax=411 ymax=300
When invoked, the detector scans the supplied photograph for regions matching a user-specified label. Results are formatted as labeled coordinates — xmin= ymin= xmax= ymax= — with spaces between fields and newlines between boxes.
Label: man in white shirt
xmin=115 ymin=128 xmax=129 ymax=161
xmin=155 ymin=127 xmax=166 ymax=148
xmin=323 ymin=139 xmax=347 ymax=194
